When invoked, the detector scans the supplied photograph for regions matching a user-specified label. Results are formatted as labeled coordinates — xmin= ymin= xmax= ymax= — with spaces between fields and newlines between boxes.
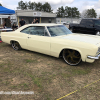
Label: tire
xmin=63 ymin=49 xmax=81 ymax=66
xmin=12 ymin=41 xmax=21 ymax=50
xmin=70 ymin=27 xmax=75 ymax=33
xmin=95 ymin=31 xmax=100 ymax=36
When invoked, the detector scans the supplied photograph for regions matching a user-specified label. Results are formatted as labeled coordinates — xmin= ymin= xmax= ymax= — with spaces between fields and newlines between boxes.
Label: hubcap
xmin=12 ymin=42 xmax=19 ymax=50
xmin=96 ymin=32 xmax=100 ymax=36
xmin=63 ymin=49 xmax=81 ymax=65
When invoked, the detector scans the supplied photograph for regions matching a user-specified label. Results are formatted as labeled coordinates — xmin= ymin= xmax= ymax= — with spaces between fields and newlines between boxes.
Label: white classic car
xmin=1 ymin=23 xmax=100 ymax=66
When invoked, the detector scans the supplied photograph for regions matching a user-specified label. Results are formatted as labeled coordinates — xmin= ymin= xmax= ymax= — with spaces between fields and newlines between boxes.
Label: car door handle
xmin=28 ymin=37 xmax=31 ymax=38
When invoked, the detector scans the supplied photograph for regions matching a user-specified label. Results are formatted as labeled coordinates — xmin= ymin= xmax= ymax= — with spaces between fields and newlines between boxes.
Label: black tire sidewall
xmin=62 ymin=50 xmax=81 ymax=66
xmin=12 ymin=41 xmax=21 ymax=50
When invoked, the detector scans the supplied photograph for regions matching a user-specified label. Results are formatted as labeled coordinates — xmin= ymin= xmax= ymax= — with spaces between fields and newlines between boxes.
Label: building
xmin=16 ymin=10 xmax=56 ymax=25
xmin=56 ymin=18 xmax=81 ymax=24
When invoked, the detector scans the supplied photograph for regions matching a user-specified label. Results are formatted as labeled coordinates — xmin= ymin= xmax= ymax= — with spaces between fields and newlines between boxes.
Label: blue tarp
xmin=0 ymin=6 xmax=15 ymax=14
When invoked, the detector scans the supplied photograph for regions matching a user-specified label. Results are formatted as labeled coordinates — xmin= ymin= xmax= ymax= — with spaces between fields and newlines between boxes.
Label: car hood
xmin=58 ymin=33 xmax=100 ymax=45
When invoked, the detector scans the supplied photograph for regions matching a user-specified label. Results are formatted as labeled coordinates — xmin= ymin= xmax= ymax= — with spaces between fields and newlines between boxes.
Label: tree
xmin=64 ymin=6 xmax=80 ymax=18
xmin=56 ymin=6 xmax=65 ymax=17
xmin=35 ymin=2 xmax=42 ymax=11
xmin=42 ymin=2 xmax=53 ymax=12
xmin=0 ymin=3 xmax=2 ymax=6
xmin=56 ymin=6 xmax=80 ymax=18
xmin=27 ymin=1 xmax=36 ymax=10
xmin=56 ymin=7 xmax=62 ymax=17
xmin=81 ymin=8 xmax=97 ymax=18
xmin=18 ymin=0 xmax=25 ymax=10
xmin=23 ymin=2 xmax=28 ymax=10
xmin=17 ymin=1 xmax=53 ymax=13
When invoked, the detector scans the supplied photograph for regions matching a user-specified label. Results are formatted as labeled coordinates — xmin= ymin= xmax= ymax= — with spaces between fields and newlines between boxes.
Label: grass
xmin=71 ymin=67 xmax=91 ymax=75
xmin=0 ymin=42 xmax=100 ymax=100
xmin=24 ymin=59 xmax=38 ymax=63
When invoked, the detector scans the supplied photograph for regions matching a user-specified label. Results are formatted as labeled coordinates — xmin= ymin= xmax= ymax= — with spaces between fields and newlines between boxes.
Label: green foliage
xmin=56 ymin=6 xmax=65 ymax=17
xmin=42 ymin=2 xmax=53 ymax=12
xmin=27 ymin=1 xmax=36 ymax=10
xmin=0 ymin=3 xmax=2 ymax=6
xmin=56 ymin=6 xmax=80 ymax=18
xmin=17 ymin=1 xmax=53 ymax=13
xmin=35 ymin=2 xmax=42 ymax=11
xmin=81 ymin=8 xmax=97 ymax=18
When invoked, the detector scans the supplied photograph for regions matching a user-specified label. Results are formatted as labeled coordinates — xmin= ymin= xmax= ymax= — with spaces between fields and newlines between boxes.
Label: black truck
xmin=69 ymin=19 xmax=100 ymax=35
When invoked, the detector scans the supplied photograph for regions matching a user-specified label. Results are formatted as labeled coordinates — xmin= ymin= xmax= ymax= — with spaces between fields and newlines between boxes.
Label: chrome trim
xmin=87 ymin=54 xmax=100 ymax=59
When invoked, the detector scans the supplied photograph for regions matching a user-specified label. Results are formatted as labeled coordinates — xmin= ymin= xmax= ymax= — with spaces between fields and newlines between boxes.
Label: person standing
xmin=3 ymin=19 xmax=6 ymax=28
xmin=32 ymin=19 xmax=35 ymax=24
xmin=6 ymin=16 xmax=11 ymax=28
xmin=12 ymin=23 xmax=18 ymax=31
xmin=19 ymin=18 xmax=26 ymax=27
xmin=35 ymin=18 xmax=39 ymax=23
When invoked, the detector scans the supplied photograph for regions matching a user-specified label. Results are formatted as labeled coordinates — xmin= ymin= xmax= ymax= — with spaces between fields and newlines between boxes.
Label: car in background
xmin=69 ymin=18 xmax=100 ymax=35
xmin=1 ymin=23 xmax=100 ymax=66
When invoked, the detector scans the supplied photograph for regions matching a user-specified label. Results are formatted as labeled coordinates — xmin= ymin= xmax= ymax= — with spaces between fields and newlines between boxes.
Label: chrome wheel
xmin=96 ymin=31 xmax=100 ymax=36
xmin=12 ymin=41 xmax=21 ymax=50
xmin=63 ymin=49 xmax=81 ymax=66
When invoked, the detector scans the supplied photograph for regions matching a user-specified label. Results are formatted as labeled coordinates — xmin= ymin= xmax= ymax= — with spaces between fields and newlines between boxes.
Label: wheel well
xmin=59 ymin=48 xmax=81 ymax=57
xmin=10 ymin=40 xmax=21 ymax=47
xmin=10 ymin=40 xmax=19 ymax=44
xmin=10 ymin=40 xmax=22 ymax=50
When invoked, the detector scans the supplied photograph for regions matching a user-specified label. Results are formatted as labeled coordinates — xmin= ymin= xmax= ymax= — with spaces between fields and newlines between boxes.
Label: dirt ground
xmin=0 ymin=42 xmax=100 ymax=100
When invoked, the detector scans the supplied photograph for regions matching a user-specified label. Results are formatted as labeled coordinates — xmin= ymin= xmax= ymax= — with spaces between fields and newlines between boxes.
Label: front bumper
xmin=87 ymin=54 xmax=100 ymax=59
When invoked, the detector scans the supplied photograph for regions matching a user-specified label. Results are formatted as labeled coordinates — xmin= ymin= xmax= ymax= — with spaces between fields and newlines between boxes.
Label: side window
xmin=30 ymin=26 xmax=49 ymax=36
xmin=35 ymin=26 xmax=44 ymax=36
xmin=80 ymin=19 xmax=87 ymax=25
xmin=21 ymin=27 xmax=31 ymax=34
xmin=29 ymin=27 xmax=36 ymax=35
xmin=86 ymin=20 xmax=93 ymax=26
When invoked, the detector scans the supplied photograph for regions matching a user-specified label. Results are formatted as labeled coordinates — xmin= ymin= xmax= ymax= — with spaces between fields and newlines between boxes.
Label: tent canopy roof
xmin=0 ymin=6 xmax=15 ymax=14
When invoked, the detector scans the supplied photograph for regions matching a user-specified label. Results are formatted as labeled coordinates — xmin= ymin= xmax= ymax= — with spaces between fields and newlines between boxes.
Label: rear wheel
xmin=63 ymin=49 xmax=81 ymax=66
xmin=95 ymin=31 xmax=100 ymax=36
xmin=12 ymin=41 xmax=21 ymax=50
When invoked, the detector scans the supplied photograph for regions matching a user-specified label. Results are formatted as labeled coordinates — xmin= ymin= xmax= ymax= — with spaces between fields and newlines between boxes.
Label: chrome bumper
xmin=87 ymin=54 xmax=100 ymax=59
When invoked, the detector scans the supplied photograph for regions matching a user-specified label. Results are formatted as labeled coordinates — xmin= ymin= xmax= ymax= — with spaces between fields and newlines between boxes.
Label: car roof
xmin=26 ymin=23 xmax=61 ymax=26
xmin=16 ymin=23 xmax=62 ymax=32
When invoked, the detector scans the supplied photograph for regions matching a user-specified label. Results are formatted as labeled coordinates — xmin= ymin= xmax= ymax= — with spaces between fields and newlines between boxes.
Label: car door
xmin=19 ymin=27 xmax=31 ymax=49
xmin=79 ymin=19 xmax=87 ymax=33
xmin=27 ymin=26 xmax=51 ymax=55
xmin=85 ymin=20 xmax=95 ymax=34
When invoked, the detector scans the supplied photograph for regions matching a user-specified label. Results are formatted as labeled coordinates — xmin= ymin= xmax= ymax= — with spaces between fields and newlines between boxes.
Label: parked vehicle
xmin=1 ymin=24 xmax=100 ymax=66
xmin=69 ymin=19 xmax=100 ymax=35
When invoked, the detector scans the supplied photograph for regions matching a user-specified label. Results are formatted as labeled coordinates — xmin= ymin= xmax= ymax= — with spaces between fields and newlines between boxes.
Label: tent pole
xmin=17 ymin=16 xmax=19 ymax=27
xmin=1 ymin=18 xmax=2 ymax=26
xmin=1 ymin=18 xmax=2 ymax=25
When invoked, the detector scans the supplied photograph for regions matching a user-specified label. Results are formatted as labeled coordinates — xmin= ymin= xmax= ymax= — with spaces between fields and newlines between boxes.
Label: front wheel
xmin=63 ymin=49 xmax=81 ymax=66
xmin=12 ymin=41 xmax=21 ymax=50
xmin=70 ymin=27 xmax=75 ymax=33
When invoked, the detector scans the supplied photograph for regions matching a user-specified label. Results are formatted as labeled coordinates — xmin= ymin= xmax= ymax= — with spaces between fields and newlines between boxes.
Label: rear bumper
xmin=87 ymin=54 xmax=100 ymax=59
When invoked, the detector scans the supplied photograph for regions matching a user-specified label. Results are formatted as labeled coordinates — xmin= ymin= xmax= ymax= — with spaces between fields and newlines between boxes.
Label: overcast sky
xmin=0 ymin=0 xmax=100 ymax=17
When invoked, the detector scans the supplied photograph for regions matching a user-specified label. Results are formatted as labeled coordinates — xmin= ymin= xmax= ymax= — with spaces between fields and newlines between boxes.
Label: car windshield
xmin=94 ymin=20 xmax=100 ymax=26
xmin=47 ymin=25 xmax=72 ymax=37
